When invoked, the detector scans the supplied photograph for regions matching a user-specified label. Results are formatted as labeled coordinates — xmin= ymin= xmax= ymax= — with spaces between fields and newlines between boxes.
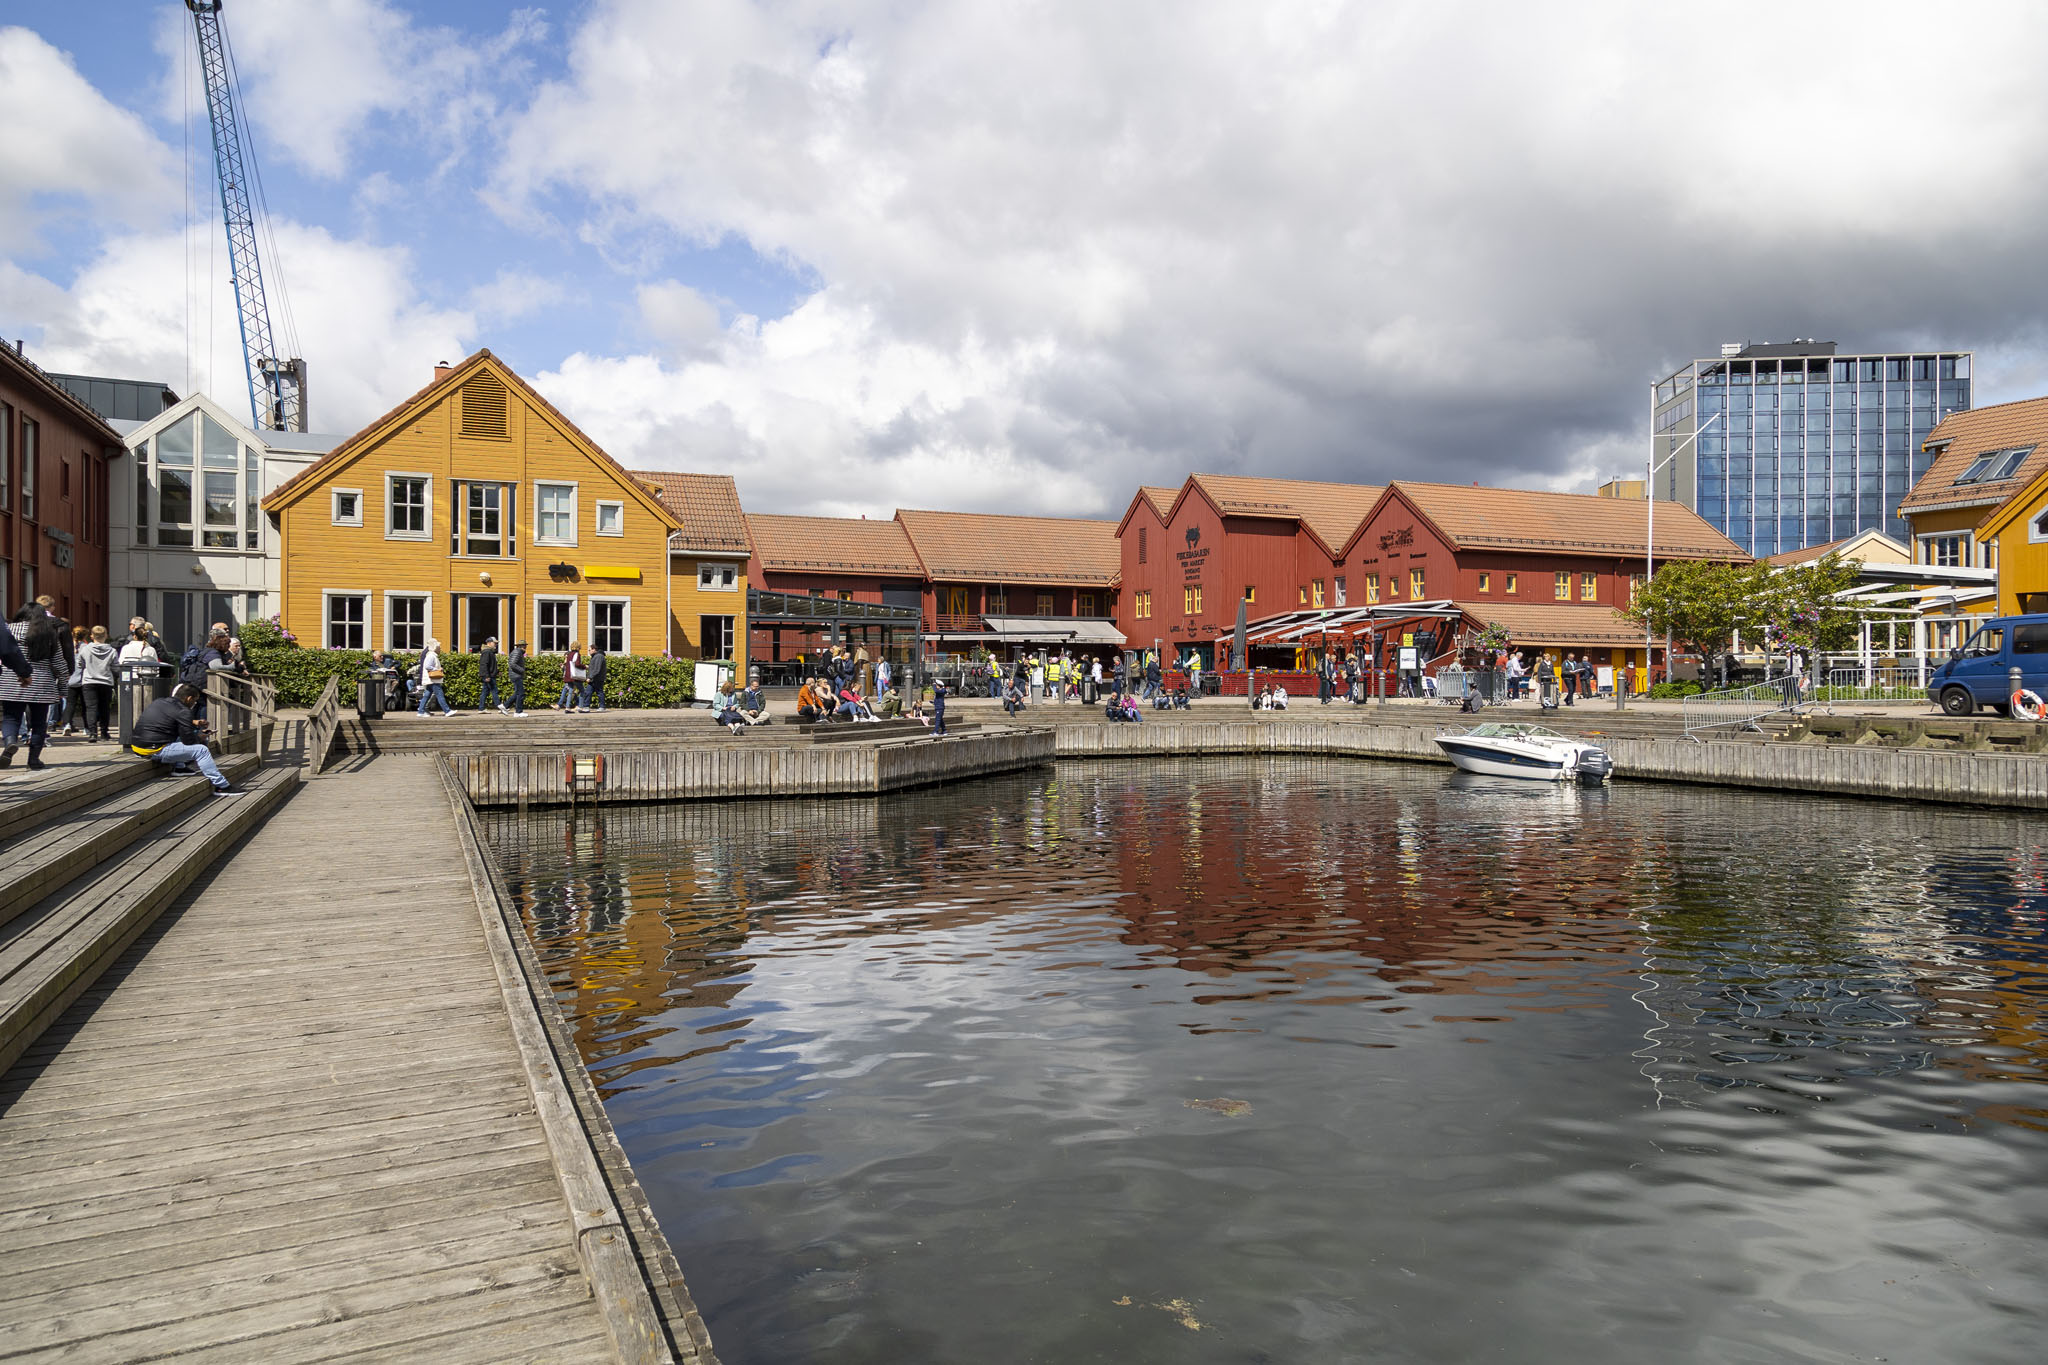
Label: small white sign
xmin=1398 ymin=647 xmax=1419 ymax=670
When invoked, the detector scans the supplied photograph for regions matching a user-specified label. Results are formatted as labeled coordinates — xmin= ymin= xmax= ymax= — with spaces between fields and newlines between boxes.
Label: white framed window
xmin=324 ymin=591 xmax=370 ymax=650
xmin=387 ymin=473 xmax=431 ymax=539
xmin=697 ymin=561 xmax=739 ymax=592
xmin=595 ymin=500 xmax=624 ymax=536
xmin=535 ymin=481 xmax=577 ymax=545
xmin=2030 ymin=506 xmax=2048 ymax=544
xmin=536 ymin=596 xmax=575 ymax=653
xmin=332 ymin=487 xmax=363 ymax=527
xmin=590 ymin=598 xmax=629 ymax=654
xmin=385 ymin=593 xmax=430 ymax=652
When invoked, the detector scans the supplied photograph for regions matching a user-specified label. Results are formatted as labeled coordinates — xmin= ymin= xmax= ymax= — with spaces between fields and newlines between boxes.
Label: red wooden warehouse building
xmin=1 ymin=344 xmax=117 ymax=627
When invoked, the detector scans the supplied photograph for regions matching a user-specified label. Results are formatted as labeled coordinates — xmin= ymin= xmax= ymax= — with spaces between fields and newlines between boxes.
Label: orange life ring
xmin=2013 ymin=689 xmax=2045 ymax=722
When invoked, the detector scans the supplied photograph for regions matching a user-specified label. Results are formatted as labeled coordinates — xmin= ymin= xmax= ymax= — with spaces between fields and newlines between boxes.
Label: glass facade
xmin=1652 ymin=349 xmax=1972 ymax=557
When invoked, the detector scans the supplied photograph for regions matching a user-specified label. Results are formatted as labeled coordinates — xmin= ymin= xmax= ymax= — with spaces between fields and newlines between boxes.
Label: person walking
xmin=80 ymin=625 xmax=118 ymax=741
xmin=877 ymin=656 xmax=893 ymax=697
xmin=478 ymin=637 xmax=504 ymax=713
xmin=508 ymin=641 xmax=529 ymax=716
xmin=1144 ymin=651 xmax=1162 ymax=700
xmin=586 ymin=647 xmax=608 ymax=711
xmin=2 ymin=603 xmax=71 ymax=769
xmin=560 ymin=642 xmax=586 ymax=712
xmin=415 ymin=639 xmax=455 ymax=716
xmin=931 ymin=676 xmax=949 ymax=738
xmin=1563 ymin=652 xmax=1579 ymax=706
xmin=129 ymin=684 xmax=239 ymax=794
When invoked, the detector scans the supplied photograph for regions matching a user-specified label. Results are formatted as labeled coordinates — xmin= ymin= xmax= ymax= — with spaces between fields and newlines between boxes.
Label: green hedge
xmin=249 ymin=646 xmax=697 ymax=711
xmin=1648 ymin=681 xmax=1704 ymax=699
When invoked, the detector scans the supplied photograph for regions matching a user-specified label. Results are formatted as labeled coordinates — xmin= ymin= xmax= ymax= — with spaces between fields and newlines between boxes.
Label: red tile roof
xmin=1763 ymin=529 xmax=1908 ymax=567
xmin=896 ymin=508 xmax=1120 ymax=585
xmin=1388 ymin=481 xmax=1747 ymax=560
xmin=1186 ymin=473 xmax=1385 ymax=551
xmin=632 ymin=470 xmax=752 ymax=555
xmin=1140 ymin=486 xmax=1176 ymax=519
xmin=746 ymin=513 xmax=923 ymax=575
xmin=1454 ymin=601 xmax=1648 ymax=648
xmin=1898 ymin=396 xmax=2048 ymax=519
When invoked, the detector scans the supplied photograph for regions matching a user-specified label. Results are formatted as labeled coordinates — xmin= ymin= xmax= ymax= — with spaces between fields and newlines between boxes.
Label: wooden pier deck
xmin=0 ymin=757 xmax=708 ymax=1363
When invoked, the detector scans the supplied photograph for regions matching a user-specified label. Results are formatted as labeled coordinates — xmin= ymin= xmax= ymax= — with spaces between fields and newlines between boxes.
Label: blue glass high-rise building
xmin=1652 ymin=341 xmax=1972 ymax=558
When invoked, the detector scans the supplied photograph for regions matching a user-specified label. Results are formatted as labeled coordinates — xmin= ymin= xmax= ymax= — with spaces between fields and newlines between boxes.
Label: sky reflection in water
xmin=485 ymin=758 xmax=2048 ymax=1365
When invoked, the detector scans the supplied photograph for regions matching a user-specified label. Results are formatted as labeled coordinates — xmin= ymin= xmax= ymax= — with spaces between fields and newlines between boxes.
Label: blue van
xmin=1927 ymin=613 xmax=2048 ymax=716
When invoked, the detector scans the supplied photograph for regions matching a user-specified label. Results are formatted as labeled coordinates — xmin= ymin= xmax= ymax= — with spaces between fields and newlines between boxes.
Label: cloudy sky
xmin=6 ymin=1 xmax=2047 ymax=520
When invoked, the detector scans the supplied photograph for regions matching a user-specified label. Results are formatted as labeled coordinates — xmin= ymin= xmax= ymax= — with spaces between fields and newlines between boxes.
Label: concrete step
xmin=0 ymin=755 xmax=260 ymax=930
xmin=0 ymin=763 xmax=298 ymax=1078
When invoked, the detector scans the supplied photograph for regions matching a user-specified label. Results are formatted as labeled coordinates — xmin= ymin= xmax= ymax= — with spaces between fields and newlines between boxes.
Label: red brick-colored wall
xmin=0 ymin=355 xmax=114 ymax=629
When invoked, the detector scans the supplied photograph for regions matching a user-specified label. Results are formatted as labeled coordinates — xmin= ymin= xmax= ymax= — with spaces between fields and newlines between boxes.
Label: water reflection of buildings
xmin=482 ymin=762 xmax=2048 ymax=1127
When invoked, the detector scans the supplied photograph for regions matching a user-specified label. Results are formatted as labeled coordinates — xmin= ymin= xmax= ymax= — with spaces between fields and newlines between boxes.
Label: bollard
xmin=2012 ymin=665 xmax=2024 ymax=707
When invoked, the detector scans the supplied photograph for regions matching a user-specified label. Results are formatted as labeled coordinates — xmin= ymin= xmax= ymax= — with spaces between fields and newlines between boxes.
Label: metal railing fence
xmin=1681 ymin=675 xmax=1806 ymax=740
xmin=1813 ymin=667 xmax=1931 ymax=705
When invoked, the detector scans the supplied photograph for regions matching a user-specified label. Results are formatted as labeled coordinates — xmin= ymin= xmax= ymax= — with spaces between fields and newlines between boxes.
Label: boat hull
xmin=1435 ymin=738 xmax=1570 ymax=781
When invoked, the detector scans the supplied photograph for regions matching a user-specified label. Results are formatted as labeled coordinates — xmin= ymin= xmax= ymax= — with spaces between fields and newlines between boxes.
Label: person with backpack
xmin=477 ymin=637 xmax=503 ymax=714
xmin=1 ymin=602 xmax=71 ymax=769
xmin=508 ymin=641 xmax=529 ymax=716
xmin=586 ymin=647 xmax=608 ymax=711
xmin=559 ymin=642 xmax=586 ymax=712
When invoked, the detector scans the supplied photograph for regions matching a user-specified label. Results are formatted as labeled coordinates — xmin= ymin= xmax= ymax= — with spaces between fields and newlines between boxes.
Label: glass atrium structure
xmin=1652 ymin=343 xmax=1972 ymax=557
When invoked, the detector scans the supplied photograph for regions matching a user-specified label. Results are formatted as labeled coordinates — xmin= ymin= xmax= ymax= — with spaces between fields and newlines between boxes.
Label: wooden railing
xmin=304 ymin=676 xmax=341 ymax=780
xmin=204 ymin=671 xmax=279 ymax=759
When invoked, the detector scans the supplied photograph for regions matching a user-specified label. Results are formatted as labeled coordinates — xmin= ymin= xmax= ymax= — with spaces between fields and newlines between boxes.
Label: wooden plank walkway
xmin=0 ymin=758 xmax=622 ymax=1364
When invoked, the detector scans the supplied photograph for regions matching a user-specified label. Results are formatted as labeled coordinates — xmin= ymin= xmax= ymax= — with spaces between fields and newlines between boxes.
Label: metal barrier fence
xmin=1814 ymin=667 xmax=1930 ymax=706
xmin=1681 ymin=675 xmax=1805 ymax=740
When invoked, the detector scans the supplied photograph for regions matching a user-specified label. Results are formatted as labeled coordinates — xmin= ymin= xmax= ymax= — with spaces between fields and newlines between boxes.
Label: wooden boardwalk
xmin=0 ymin=758 xmax=655 ymax=1363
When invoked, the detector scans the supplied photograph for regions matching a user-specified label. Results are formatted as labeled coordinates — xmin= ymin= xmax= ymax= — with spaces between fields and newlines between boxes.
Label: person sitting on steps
xmin=129 ymin=683 xmax=239 ymax=795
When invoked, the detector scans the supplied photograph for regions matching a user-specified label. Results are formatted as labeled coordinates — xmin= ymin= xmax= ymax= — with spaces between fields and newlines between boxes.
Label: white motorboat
xmin=1434 ymin=722 xmax=1615 ymax=784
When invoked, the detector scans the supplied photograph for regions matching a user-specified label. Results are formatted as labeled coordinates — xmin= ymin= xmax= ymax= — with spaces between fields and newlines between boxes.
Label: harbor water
xmin=483 ymin=757 xmax=2048 ymax=1364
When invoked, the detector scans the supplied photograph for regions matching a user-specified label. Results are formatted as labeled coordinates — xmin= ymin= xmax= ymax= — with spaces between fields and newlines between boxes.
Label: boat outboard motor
xmin=1575 ymin=749 xmax=1614 ymax=785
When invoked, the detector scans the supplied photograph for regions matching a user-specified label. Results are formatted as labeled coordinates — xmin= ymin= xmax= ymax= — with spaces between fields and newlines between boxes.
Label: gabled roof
xmin=1113 ymin=484 xmax=1180 ymax=537
xmin=261 ymin=349 xmax=680 ymax=531
xmin=633 ymin=470 xmax=752 ymax=555
xmin=1977 ymin=458 xmax=2048 ymax=543
xmin=0 ymin=344 xmax=123 ymax=447
xmin=1180 ymin=473 xmax=1385 ymax=553
xmin=746 ymin=513 xmax=923 ymax=575
xmin=896 ymin=508 xmax=1120 ymax=585
xmin=1764 ymin=528 xmax=1908 ymax=567
xmin=1360 ymin=481 xmax=1747 ymax=561
xmin=117 ymin=389 xmax=342 ymax=459
xmin=1898 ymin=396 xmax=2048 ymax=520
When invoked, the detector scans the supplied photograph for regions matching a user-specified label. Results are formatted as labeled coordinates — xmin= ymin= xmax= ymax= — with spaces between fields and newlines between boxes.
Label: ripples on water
xmin=483 ymin=758 xmax=2048 ymax=1364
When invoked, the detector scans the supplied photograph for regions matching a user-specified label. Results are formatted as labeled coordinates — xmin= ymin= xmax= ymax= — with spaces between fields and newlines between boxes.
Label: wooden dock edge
xmin=1048 ymin=720 xmax=2048 ymax=809
xmin=435 ymin=760 xmax=719 ymax=1365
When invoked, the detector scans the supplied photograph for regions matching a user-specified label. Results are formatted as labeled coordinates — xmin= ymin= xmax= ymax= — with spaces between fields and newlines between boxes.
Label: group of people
xmin=366 ymin=638 xmax=613 ymax=717
xmin=0 ymin=598 xmax=251 ymax=792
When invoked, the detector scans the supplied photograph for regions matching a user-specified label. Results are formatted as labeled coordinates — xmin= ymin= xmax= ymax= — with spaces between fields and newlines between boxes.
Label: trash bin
xmin=116 ymin=663 xmax=156 ymax=746
xmin=1083 ymin=678 xmax=1097 ymax=704
xmin=358 ymin=674 xmax=386 ymax=719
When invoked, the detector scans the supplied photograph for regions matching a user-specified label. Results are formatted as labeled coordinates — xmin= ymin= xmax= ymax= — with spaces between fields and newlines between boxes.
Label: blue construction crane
xmin=187 ymin=0 xmax=306 ymax=432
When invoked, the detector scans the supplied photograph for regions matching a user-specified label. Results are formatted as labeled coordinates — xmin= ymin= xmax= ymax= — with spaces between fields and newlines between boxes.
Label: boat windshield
xmin=1466 ymin=723 xmax=1566 ymax=740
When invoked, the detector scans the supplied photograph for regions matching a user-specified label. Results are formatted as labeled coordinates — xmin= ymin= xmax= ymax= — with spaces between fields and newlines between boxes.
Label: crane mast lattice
xmin=187 ymin=0 xmax=305 ymax=432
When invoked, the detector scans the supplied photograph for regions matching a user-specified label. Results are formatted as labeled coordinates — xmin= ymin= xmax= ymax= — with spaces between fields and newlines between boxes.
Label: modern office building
xmin=1652 ymin=341 xmax=1973 ymax=558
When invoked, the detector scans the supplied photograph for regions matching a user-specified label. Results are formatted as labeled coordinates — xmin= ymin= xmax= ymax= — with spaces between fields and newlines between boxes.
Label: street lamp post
xmin=1646 ymin=394 xmax=1725 ymax=689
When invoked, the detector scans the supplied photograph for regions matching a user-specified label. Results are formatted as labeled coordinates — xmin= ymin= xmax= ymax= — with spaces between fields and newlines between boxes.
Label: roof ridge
xmin=895 ymin=507 xmax=1118 ymax=525
xmin=1928 ymin=393 xmax=2048 ymax=428
xmin=0 ymin=345 xmax=124 ymax=444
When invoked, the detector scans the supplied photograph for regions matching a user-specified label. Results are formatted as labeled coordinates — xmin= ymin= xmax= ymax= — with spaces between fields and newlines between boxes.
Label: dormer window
xmin=1955 ymin=446 xmax=2035 ymax=485
xmin=2032 ymin=506 xmax=2048 ymax=544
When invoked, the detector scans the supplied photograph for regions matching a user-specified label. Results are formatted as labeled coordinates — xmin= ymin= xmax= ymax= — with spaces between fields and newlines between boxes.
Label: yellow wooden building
xmin=262 ymin=350 xmax=680 ymax=657
xmin=1976 ymin=463 xmax=2048 ymax=616
xmin=634 ymin=469 xmax=752 ymax=661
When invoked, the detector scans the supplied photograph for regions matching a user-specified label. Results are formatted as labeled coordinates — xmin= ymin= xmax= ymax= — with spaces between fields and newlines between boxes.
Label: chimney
xmin=433 ymin=361 xmax=453 ymax=382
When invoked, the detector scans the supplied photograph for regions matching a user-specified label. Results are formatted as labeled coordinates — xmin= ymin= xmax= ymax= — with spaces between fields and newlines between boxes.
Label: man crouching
xmin=129 ymin=683 xmax=239 ymax=795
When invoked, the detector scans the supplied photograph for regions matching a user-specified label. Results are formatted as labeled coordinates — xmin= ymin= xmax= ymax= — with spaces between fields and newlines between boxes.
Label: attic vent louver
xmin=460 ymin=373 xmax=509 ymax=440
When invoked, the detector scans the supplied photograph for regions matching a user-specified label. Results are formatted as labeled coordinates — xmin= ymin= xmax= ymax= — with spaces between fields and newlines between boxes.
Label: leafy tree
xmin=1625 ymin=559 xmax=1756 ymax=655
xmin=1627 ymin=553 xmax=1862 ymax=656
